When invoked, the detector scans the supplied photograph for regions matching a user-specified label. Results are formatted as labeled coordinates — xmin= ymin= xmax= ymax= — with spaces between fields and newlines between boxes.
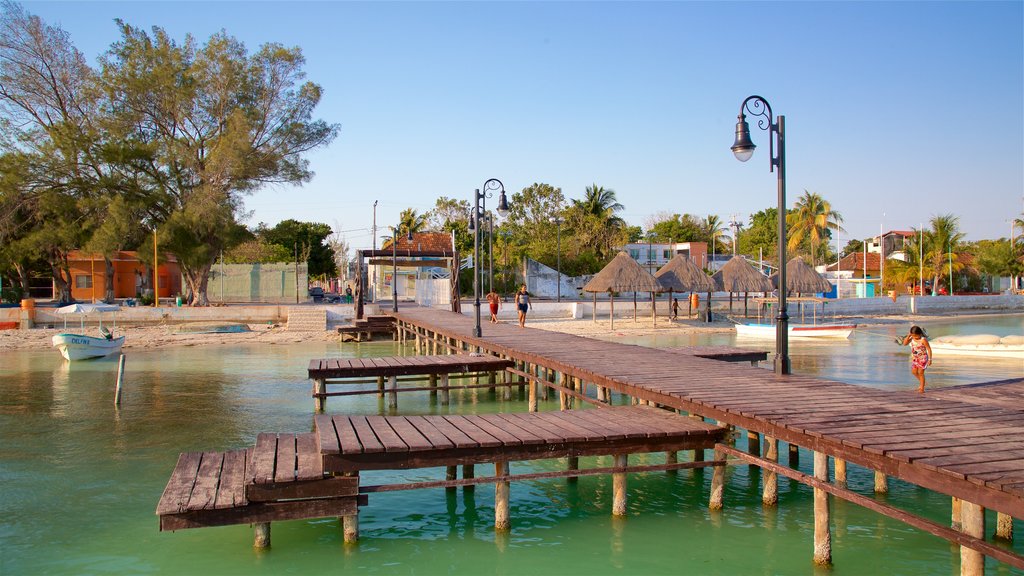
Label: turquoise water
xmin=1 ymin=315 xmax=1022 ymax=575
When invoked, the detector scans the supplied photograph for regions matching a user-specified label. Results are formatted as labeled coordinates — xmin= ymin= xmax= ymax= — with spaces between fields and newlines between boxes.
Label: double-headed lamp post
xmin=390 ymin=225 xmax=413 ymax=313
xmin=732 ymin=95 xmax=790 ymax=375
xmin=470 ymin=179 xmax=510 ymax=337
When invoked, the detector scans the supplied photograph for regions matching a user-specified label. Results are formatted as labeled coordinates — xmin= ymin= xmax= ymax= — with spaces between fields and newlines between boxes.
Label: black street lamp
xmin=390 ymin=224 xmax=413 ymax=313
xmin=471 ymin=179 xmax=510 ymax=337
xmin=732 ymin=95 xmax=790 ymax=375
xmin=551 ymin=216 xmax=562 ymax=302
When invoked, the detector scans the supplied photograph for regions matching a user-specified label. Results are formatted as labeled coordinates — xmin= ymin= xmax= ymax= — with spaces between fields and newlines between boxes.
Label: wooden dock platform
xmin=390 ymin=307 xmax=1024 ymax=571
xmin=158 ymin=407 xmax=724 ymax=545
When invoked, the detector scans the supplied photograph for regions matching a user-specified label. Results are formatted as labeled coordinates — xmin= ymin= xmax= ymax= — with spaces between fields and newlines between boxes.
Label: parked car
xmin=308 ymin=286 xmax=324 ymax=302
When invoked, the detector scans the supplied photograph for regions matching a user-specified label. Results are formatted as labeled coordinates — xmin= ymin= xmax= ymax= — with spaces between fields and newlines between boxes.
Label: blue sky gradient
xmin=24 ymin=1 xmax=1024 ymax=248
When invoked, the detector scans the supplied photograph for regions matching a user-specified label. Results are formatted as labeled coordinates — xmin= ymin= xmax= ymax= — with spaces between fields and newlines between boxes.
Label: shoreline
xmin=2 ymin=310 xmax=1020 ymax=352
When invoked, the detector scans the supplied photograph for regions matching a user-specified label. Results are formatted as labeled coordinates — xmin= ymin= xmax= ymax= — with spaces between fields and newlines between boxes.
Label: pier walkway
xmin=391 ymin=307 xmax=1023 ymax=570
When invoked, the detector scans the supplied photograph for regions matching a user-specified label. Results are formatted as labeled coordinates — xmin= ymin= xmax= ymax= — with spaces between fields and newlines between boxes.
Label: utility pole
xmin=372 ymin=200 xmax=378 ymax=302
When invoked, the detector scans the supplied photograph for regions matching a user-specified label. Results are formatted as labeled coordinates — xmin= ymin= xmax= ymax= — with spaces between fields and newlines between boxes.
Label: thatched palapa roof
xmin=711 ymin=255 xmax=774 ymax=292
xmin=583 ymin=251 xmax=664 ymax=293
xmin=771 ymin=257 xmax=833 ymax=293
xmin=654 ymin=254 xmax=716 ymax=293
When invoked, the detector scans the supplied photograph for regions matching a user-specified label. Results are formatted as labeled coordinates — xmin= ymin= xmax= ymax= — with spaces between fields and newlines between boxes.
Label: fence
xmin=208 ymin=262 xmax=309 ymax=303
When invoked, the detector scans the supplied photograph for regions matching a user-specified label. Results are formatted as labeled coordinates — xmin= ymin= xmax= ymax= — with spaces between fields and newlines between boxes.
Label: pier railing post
xmin=813 ymin=451 xmax=832 ymax=566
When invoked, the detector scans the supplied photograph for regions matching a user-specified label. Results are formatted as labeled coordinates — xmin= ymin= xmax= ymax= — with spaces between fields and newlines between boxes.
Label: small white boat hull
xmin=929 ymin=335 xmax=1024 ymax=360
xmin=52 ymin=333 xmax=125 ymax=361
xmin=735 ymin=323 xmax=856 ymax=339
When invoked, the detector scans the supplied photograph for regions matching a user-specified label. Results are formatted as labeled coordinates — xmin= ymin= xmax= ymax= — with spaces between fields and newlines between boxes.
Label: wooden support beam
xmin=495 ymin=461 xmax=510 ymax=531
xmin=813 ymin=451 xmax=832 ymax=566
xmin=763 ymin=436 xmax=778 ymax=507
xmin=612 ymin=454 xmax=628 ymax=516
xmin=960 ymin=501 xmax=985 ymax=576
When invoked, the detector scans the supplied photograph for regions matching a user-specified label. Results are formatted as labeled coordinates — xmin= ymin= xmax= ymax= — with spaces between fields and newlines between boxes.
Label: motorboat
xmin=52 ymin=303 xmax=125 ymax=360
xmin=929 ymin=334 xmax=1024 ymax=359
xmin=734 ymin=322 xmax=857 ymax=339
xmin=52 ymin=328 xmax=125 ymax=360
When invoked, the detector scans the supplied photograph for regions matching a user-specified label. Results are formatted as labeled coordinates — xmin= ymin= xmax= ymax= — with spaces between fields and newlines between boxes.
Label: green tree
xmin=258 ymin=220 xmax=337 ymax=277
xmin=646 ymin=213 xmax=704 ymax=243
xmin=398 ymin=208 xmax=429 ymax=235
xmin=735 ymin=208 xmax=781 ymax=264
xmin=785 ymin=190 xmax=844 ymax=267
xmin=702 ymin=214 xmax=731 ymax=254
xmin=425 ymin=196 xmax=471 ymax=230
xmin=101 ymin=23 xmax=338 ymax=305
xmin=923 ymin=214 xmax=966 ymax=294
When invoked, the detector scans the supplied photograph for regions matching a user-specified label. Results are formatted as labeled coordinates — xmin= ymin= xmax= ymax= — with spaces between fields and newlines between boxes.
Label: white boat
xmin=52 ymin=331 xmax=125 ymax=360
xmin=735 ymin=322 xmax=856 ymax=339
xmin=52 ymin=303 xmax=125 ymax=360
xmin=929 ymin=334 xmax=1024 ymax=359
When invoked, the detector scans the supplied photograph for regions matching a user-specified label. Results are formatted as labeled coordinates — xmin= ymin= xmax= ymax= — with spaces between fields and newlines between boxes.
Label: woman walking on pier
xmin=900 ymin=326 xmax=932 ymax=393
xmin=516 ymin=285 xmax=531 ymax=328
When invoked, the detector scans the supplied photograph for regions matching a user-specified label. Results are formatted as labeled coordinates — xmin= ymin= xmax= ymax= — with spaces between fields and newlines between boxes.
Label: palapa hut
xmin=770 ymin=256 xmax=834 ymax=322
xmin=711 ymin=255 xmax=774 ymax=317
xmin=655 ymin=254 xmax=716 ymax=318
xmin=582 ymin=251 xmax=664 ymax=329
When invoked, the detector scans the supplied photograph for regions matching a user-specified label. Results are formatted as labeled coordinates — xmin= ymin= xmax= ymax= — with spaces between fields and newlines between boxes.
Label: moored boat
xmin=929 ymin=334 xmax=1024 ymax=359
xmin=735 ymin=322 xmax=856 ymax=339
xmin=52 ymin=330 xmax=125 ymax=360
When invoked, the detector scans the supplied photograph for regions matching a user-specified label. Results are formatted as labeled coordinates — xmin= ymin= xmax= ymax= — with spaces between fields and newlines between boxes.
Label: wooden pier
xmin=158 ymin=407 xmax=724 ymax=544
xmin=389 ymin=307 xmax=1023 ymax=572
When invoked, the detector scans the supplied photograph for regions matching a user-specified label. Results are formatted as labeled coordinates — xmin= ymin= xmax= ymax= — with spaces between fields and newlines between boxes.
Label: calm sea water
xmin=1 ymin=314 xmax=1021 ymax=575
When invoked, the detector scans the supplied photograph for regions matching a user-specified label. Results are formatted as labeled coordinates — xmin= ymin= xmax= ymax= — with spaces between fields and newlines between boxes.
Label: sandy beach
xmin=0 ymin=309 xmax=978 ymax=352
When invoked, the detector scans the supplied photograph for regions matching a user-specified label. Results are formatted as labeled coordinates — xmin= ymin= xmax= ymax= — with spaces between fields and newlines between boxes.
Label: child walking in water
xmin=900 ymin=326 xmax=932 ymax=393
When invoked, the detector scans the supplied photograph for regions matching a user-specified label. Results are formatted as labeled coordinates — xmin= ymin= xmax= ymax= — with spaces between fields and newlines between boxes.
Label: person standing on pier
xmin=900 ymin=326 xmax=932 ymax=393
xmin=516 ymin=285 xmax=531 ymax=328
xmin=486 ymin=290 xmax=501 ymax=323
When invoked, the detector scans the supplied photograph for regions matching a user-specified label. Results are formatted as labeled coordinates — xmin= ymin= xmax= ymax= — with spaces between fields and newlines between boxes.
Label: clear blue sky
xmin=24 ymin=1 xmax=1024 ymax=249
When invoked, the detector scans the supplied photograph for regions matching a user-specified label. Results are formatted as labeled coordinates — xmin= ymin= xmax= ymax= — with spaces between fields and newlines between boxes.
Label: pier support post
xmin=463 ymin=464 xmax=475 ymax=491
xmin=502 ymin=366 xmax=512 ymax=401
xmin=528 ymin=374 xmax=538 ymax=412
xmin=951 ymin=497 xmax=962 ymax=531
xmin=665 ymin=451 xmax=677 ymax=475
xmin=495 ymin=461 xmax=510 ymax=531
xmin=995 ymin=512 xmax=1013 ymax=541
xmin=746 ymin=431 xmax=760 ymax=458
xmin=709 ymin=446 xmax=725 ymax=510
xmin=813 ymin=451 xmax=832 ymax=566
xmin=788 ymin=443 xmax=799 ymax=466
xmin=440 ymin=374 xmax=450 ymax=405
xmin=488 ymin=371 xmax=496 ymax=394
xmin=446 ymin=466 xmax=457 ymax=492
xmin=873 ymin=471 xmax=888 ymax=494
xmin=612 ymin=454 xmax=628 ymax=516
xmin=834 ymin=459 xmax=847 ymax=488
xmin=254 ymin=522 xmax=271 ymax=549
xmin=376 ymin=376 xmax=385 ymax=398
xmin=567 ymin=456 xmax=579 ymax=483
xmin=690 ymin=415 xmax=705 ymax=462
xmin=960 ymin=501 xmax=985 ymax=576
xmin=429 ymin=374 xmax=438 ymax=399
xmin=313 ymin=379 xmax=326 ymax=412
xmin=388 ymin=375 xmax=398 ymax=410
xmin=542 ymin=369 xmax=551 ymax=401
xmin=763 ymin=436 xmax=778 ymax=507
xmin=343 ymin=514 xmax=358 ymax=544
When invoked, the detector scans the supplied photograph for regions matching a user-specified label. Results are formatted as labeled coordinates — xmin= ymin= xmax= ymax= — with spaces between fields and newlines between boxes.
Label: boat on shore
xmin=735 ymin=322 xmax=857 ymax=339
xmin=52 ymin=329 xmax=125 ymax=360
xmin=929 ymin=334 xmax=1023 ymax=359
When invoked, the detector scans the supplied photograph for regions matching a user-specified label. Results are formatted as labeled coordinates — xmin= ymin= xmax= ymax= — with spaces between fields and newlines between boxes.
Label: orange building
xmin=66 ymin=251 xmax=181 ymax=301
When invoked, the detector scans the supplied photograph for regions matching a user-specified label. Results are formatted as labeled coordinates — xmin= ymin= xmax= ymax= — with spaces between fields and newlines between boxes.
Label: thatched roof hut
xmin=654 ymin=254 xmax=716 ymax=293
xmin=582 ymin=251 xmax=663 ymax=328
xmin=771 ymin=257 xmax=833 ymax=294
xmin=712 ymin=256 xmax=774 ymax=293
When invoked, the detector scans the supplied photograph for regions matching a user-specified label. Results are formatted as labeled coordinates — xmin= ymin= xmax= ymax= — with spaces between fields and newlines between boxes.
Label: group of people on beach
xmin=486 ymin=285 xmax=531 ymax=328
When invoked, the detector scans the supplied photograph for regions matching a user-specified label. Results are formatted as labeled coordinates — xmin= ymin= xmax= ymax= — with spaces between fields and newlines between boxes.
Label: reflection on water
xmin=0 ymin=315 xmax=1021 ymax=574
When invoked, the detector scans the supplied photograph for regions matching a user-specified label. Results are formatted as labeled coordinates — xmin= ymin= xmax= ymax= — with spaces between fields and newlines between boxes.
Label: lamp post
xmin=487 ymin=214 xmax=494 ymax=294
xmin=389 ymin=225 xmax=413 ymax=313
xmin=471 ymin=179 xmax=510 ymax=337
xmin=551 ymin=216 xmax=563 ymax=302
xmin=732 ymin=95 xmax=790 ymax=374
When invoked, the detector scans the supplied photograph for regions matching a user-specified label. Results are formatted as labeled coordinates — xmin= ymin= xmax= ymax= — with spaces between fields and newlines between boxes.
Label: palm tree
xmin=570 ymin=184 xmax=627 ymax=259
xmin=702 ymin=215 xmax=731 ymax=254
xmin=574 ymin=184 xmax=625 ymax=227
xmin=786 ymin=190 xmax=844 ymax=267
xmin=923 ymin=214 xmax=965 ymax=294
xmin=398 ymin=208 xmax=428 ymax=235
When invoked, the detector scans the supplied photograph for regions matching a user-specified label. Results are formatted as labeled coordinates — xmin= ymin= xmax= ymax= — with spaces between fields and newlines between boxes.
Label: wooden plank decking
xmin=313 ymin=405 xmax=723 ymax=473
xmin=390 ymin=307 xmax=1024 ymax=519
xmin=308 ymin=354 xmax=513 ymax=379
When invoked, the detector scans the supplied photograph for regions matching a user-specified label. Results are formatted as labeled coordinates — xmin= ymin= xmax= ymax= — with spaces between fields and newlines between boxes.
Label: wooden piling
xmin=763 ymin=436 xmax=778 ymax=507
xmin=788 ymin=443 xmax=799 ymax=466
xmin=813 ymin=451 xmax=832 ymax=566
xmin=462 ymin=464 xmax=475 ymax=491
xmin=960 ymin=501 xmax=985 ymax=576
xmin=951 ymin=497 xmax=962 ymax=531
xmin=313 ymin=378 xmax=326 ymax=412
xmin=254 ymin=522 xmax=271 ymax=549
xmin=995 ymin=512 xmax=1013 ymax=542
xmin=376 ymin=376 xmax=385 ymax=398
xmin=612 ymin=454 xmax=628 ymax=516
xmin=834 ymin=459 xmax=847 ymax=488
xmin=709 ymin=446 xmax=725 ymax=510
xmin=446 ymin=466 xmax=457 ymax=492
xmin=429 ymin=374 xmax=438 ymax=399
xmin=440 ymin=374 xmax=450 ymax=405
xmin=874 ymin=471 xmax=888 ymax=494
xmin=343 ymin=514 xmax=358 ymax=543
xmin=665 ymin=451 xmax=677 ymax=475
xmin=387 ymin=375 xmax=398 ymax=409
xmin=495 ymin=461 xmax=510 ymax=531
xmin=114 ymin=354 xmax=125 ymax=407
xmin=567 ymin=456 xmax=579 ymax=483
xmin=746 ymin=430 xmax=760 ymax=458
xmin=528 ymin=375 xmax=538 ymax=412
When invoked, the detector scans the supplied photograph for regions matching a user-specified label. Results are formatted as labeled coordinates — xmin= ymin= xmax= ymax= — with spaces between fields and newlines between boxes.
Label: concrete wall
xmin=523 ymin=258 xmax=582 ymax=300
